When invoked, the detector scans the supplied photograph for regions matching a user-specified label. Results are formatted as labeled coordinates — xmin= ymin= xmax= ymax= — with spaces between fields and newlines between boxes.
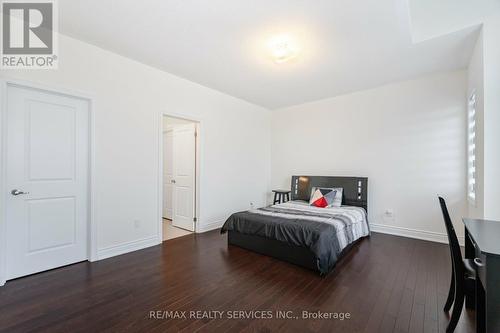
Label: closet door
xmin=171 ymin=124 xmax=196 ymax=231
xmin=5 ymin=84 xmax=89 ymax=280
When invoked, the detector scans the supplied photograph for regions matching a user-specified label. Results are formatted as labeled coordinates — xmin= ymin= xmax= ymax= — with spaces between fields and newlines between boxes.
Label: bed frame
xmin=228 ymin=176 xmax=368 ymax=275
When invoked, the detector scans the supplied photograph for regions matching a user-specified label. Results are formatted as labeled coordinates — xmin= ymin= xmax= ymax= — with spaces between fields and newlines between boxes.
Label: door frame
xmin=162 ymin=127 xmax=174 ymax=220
xmin=158 ymin=112 xmax=201 ymax=241
xmin=0 ymin=78 xmax=97 ymax=286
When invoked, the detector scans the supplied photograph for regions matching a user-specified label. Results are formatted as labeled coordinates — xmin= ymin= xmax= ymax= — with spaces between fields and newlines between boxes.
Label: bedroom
xmin=0 ymin=0 xmax=499 ymax=332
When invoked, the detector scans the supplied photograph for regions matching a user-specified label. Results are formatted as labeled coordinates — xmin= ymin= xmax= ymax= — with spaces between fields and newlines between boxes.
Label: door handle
xmin=171 ymin=180 xmax=176 ymax=184
xmin=11 ymin=189 xmax=29 ymax=196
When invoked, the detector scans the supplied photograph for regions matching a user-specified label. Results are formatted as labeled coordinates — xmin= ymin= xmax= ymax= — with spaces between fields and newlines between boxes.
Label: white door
xmin=163 ymin=130 xmax=174 ymax=219
xmin=171 ymin=123 xmax=196 ymax=231
xmin=5 ymin=85 xmax=89 ymax=280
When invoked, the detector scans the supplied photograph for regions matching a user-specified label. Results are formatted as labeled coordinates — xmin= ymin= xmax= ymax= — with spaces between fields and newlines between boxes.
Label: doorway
xmin=161 ymin=115 xmax=198 ymax=241
xmin=1 ymin=82 xmax=93 ymax=283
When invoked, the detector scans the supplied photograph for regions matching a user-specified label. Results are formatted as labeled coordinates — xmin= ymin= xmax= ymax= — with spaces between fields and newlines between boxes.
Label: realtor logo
xmin=1 ymin=0 xmax=58 ymax=69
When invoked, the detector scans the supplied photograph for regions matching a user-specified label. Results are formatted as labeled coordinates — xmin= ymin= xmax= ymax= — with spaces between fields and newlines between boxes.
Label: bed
xmin=220 ymin=176 xmax=369 ymax=275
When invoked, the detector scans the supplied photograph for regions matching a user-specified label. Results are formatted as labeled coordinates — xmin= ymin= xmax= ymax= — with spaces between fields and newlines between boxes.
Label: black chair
xmin=438 ymin=197 xmax=476 ymax=333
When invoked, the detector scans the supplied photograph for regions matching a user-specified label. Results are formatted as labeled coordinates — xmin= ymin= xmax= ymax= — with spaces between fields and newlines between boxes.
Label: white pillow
xmin=310 ymin=187 xmax=343 ymax=207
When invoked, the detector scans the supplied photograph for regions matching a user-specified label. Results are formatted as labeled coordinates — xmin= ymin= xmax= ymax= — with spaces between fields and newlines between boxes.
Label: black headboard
xmin=290 ymin=176 xmax=368 ymax=212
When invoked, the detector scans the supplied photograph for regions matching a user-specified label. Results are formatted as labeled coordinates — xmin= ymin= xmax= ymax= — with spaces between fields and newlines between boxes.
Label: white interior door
xmin=163 ymin=130 xmax=174 ymax=219
xmin=5 ymin=84 xmax=89 ymax=280
xmin=171 ymin=123 xmax=196 ymax=231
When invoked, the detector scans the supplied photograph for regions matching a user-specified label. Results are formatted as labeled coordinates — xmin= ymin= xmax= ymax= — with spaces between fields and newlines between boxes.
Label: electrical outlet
xmin=250 ymin=202 xmax=255 ymax=209
xmin=134 ymin=220 xmax=141 ymax=228
xmin=383 ymin=209 xmax=395 ymax=224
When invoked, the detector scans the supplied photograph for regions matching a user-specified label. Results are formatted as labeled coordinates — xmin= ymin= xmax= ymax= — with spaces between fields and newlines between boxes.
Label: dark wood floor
xmin=0 ymin=231 xmax=474 ymax=333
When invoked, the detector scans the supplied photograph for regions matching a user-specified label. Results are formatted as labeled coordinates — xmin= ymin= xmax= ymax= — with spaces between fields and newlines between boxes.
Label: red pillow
xmin=311 ymin=196 xmax=328 ymax=208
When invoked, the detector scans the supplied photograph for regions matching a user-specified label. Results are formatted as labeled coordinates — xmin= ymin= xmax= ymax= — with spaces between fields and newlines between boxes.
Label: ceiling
xmin=408 ymin=0 xmax=499 ymax=42
xmin=59 ymin=0 xmax=480 ymax=109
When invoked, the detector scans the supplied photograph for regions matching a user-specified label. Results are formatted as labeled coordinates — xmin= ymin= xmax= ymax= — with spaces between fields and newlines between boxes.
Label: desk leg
xmin=476 ymin=277 xmax=486 ymax=333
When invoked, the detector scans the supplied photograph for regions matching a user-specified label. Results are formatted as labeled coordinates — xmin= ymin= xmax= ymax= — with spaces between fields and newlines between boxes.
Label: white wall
xmin=1 ymin=34 xmax=271 ymax=258
xmin=482 ymin=14 xmax=500 ymax=220
xmin=409 ymin=0 xmax=500 ymax=223
xmin=271 ymin=71 xmax=468 ymax=240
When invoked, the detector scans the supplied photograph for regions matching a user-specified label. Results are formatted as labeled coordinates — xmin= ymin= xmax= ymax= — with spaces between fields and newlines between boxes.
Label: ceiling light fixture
xmin=268 ymin=34 xmax=299 ymax=64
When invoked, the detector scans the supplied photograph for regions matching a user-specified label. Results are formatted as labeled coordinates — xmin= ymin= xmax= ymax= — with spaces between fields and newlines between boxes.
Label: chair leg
xmin=446 ymin=288 xmax=464 ymax=333
xmin=444 ymin=269 xmax=455 ymax=312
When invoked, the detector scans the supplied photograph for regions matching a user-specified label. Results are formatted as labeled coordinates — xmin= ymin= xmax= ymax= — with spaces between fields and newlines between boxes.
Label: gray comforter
xmin=221 ymin=201 xmax=370 ymax=275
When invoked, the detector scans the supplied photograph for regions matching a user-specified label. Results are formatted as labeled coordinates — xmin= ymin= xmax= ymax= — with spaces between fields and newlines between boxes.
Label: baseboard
xmin=97 ymin=236 xmax=160 ymax=260
xmin=196 ymin=219 xmax=225 ymax=233
xmin=370 ymin=223 xmax=465 ymax=246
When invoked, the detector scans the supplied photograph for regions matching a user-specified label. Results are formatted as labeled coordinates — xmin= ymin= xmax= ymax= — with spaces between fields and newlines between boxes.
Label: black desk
xmin=463 ymin=218 xmax=500 ymax=333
